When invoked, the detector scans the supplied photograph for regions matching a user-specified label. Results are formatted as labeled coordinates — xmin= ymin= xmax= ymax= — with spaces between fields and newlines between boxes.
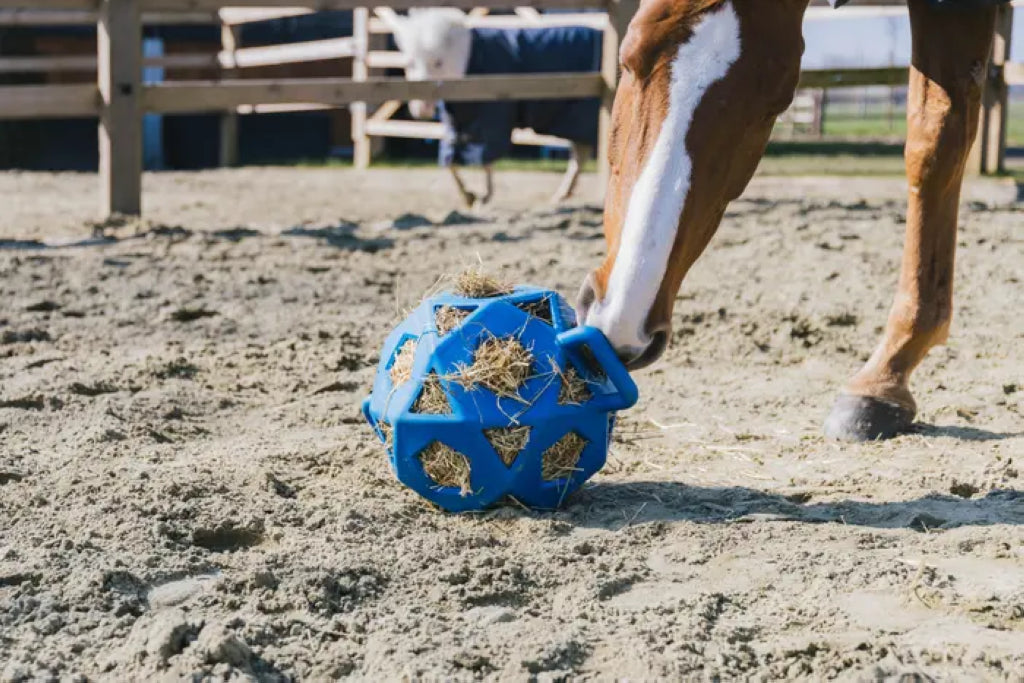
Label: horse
xmin=385 ymin=9 xmax=602 ymax=208
xmin=575 ymin=0 xmax=1009 ymax=441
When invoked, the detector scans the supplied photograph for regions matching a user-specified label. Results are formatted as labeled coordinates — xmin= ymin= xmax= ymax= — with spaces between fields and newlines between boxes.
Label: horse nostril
xmin=575 ymin=275 xmax=597 ymax=325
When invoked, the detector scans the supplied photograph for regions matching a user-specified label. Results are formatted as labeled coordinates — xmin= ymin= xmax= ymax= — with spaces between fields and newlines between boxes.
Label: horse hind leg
xmin=478 ymin=164 xmax=494 ymax=206
xmin=824 ymin=0 xmax=996 ymax=441
xmin=551 ymin=142 xmax=585 ymax=203
xmin=448 ymin=165 xmax=477 ymax=208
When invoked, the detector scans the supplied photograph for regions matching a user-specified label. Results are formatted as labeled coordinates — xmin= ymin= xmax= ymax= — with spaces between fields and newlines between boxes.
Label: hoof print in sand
xmin=191 ymin=522 xmax=264 ymax=552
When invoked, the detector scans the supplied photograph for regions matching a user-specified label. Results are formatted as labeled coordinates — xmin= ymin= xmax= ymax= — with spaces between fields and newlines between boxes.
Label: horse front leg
xmin=824 ymin=0 xmax=997 ymax=441
xmin=448 ymin=165 xmax=477 ymax=208
xmin=478 ymin=164 xmax=494 ymax=206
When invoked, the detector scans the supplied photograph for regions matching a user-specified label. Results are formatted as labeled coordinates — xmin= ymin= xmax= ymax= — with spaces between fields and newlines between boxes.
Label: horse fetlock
xmin=458 ymin=190 xmax=477 ymax=209
xmin=888 ymin=297 xmax=952 ymax=350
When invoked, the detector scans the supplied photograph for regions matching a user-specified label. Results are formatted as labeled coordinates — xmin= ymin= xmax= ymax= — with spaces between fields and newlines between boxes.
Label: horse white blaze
xmin=585 ymin=3 xmax=741 ymax=356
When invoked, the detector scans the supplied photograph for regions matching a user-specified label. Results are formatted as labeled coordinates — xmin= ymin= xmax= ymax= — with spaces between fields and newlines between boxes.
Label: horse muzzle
xmin=576 ymin=274 xmax=670 ymax=371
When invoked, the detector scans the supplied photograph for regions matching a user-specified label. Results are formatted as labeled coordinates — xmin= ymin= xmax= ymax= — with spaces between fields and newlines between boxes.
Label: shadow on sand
xmin=559 ymin=482 xmax=1023 ymax=532
xmin=0 ymin=222 xmax=394 ymax=253
xmin=913 ymin=422 xmax=1024 ymax=442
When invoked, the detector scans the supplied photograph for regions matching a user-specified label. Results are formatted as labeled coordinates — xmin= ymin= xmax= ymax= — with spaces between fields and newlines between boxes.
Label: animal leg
xmin=552 ymin=143 xmax=586 ymax=203
xmin=824 ymin=0 xmax=996 ymax=441
xmin=448 ymin=165 xmax=477 ymax=208
xmin=476 ymin=165 xmax=495 ymax=207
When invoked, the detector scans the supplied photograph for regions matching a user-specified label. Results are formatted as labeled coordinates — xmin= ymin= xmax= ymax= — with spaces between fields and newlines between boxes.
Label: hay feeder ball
xmin=363 ymin=282 xmax=638 ymax=512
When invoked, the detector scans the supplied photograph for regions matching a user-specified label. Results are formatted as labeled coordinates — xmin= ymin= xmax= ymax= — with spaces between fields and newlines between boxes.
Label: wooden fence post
xmin=219 ymin=18 xmax=241 ymax=167
xmin=98 ymin=0 xmax=142 ymax=217
xmin=979 ymin=3 xmax=1013 ymax=175
xmin=351 ymin=7 xmax=371 ymax=168
xmin=598 ymin=0 xmax=633 ymax=198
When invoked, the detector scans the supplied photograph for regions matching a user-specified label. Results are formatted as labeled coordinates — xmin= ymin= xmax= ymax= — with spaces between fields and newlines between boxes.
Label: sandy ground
xmin=1 ymin=167 xmax=1023 ymax=681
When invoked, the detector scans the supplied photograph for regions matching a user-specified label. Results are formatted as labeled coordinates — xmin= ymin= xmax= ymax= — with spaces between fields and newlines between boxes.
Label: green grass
xmin=819 ymin=102 xmax=1024 ymax=147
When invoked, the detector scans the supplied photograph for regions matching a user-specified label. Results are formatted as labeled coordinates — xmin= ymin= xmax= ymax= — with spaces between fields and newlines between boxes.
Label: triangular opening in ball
xmin=542 ymin=431 xmax=588 ymax=482
xmin=418 ymin=441 xmax=472 ymax=495
xmin=453 ymin=335 xmax=534 ymax=399
xmin=555 ymin=361 xmax=592 ymax=406
xmin=434 ymin=305 xmax=474 ymax=336
xmin=515 ymin=296 xmax=554 ymax=326
xmin=484 ymin=425 xmax=531 ymax=467
xmin=388 ymin=337 xmax=418 ymax=387
xmin=411 ymin=372 xmax=452 ymax=415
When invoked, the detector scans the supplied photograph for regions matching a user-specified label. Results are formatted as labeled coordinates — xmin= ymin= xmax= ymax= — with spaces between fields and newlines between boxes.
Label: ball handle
xmin=557 ymin=326 xmax=639 ymax=410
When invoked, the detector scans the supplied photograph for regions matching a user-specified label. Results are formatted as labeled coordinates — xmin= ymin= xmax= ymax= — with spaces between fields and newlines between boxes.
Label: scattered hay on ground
xmin=556 ymin=364 xmax=591 ymax=405
xmin=484 ymin=426 xmax=531 ymax=466
xmin=419 ymin=442 xmax=472 ymax=495
xmin=541 ymin=432 xmax=587 ymax=481
xmin=517 ymin=297 xmax=553 ymax=325
xmin=452 ymin=268 xmax=514 ymax=299
xmin=412 ymin=372 xmax=451 ymax=414
xmin=389 ymin=339 xmax=417 ymax=386
xmin=435 ymin=306 xmax=471 ymax=336
xmin=453 ymin=336 xmax=533 ymax=398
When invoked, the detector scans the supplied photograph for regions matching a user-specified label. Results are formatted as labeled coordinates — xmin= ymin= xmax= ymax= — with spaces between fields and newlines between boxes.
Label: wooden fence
xmin=0 ymin=0 xmax=1019 ymax=218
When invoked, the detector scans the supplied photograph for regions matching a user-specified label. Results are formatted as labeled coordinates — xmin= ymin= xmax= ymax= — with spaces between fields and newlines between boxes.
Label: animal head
xmin=578 ymin=0 xmax=806 ymax=369
xmin=388 ymin=8 xmax=473 ymax=120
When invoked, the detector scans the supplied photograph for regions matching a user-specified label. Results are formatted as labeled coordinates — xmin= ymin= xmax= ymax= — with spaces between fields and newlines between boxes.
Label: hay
xmin=452 ymin=268 xmax=513 ymax=299
xmin=412 ymin=372 xmax=451 ymax=414
xmin=377 ymin=422 xmax=394 ymax=450
xmin=484 ymin=426 xmax=531 ymax=466
xmin=557 ymin=364 xmax=592 ymax=405
xmin=435 ymin=305 xmax=471 ymax=336
xmin=419 ymin=442 xmax=472 ymax=495
xmin=453 ymin=336 xmax=533 ymax=398
xmin=389 ymin=338 xmax=417 ymax=386
xmin=541 ymin=432 xmax=587 ymax=481
xmin=517 ymin=297 xmax=553 ymax=325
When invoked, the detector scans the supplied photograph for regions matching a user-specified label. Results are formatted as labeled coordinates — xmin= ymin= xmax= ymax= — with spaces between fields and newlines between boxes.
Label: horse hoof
xmin=823 ymin=394 xmax=914 ymax=442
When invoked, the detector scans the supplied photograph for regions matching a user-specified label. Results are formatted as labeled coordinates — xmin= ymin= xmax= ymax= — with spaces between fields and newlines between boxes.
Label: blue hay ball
xmin=362 ymin=285 xmax=638 ymax=512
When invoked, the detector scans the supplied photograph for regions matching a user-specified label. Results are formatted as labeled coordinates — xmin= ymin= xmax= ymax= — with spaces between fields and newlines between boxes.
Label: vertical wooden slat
xmin=980 ymin=4 xmax=1013 ymax=175
xmin=598 ymin=0 xmax=632 ymax=197
xmin=219 ymin=18 xmax=240 ymax=167
xmin=351 ymin=7 xmax=371 ymax=168
xmin=98 ymin=0 xmax=142 ymax=217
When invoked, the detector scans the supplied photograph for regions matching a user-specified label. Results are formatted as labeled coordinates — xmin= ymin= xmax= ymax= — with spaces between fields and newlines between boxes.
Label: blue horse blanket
xmin=830 ymin=0 xmax=1009 ymax=6
xmin=439 ymin=26 xmax=602 ymax=166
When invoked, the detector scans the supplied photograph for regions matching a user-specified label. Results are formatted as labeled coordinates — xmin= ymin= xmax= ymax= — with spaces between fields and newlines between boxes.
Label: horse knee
xmin=906 ymin=65 xmax=986 ymax=174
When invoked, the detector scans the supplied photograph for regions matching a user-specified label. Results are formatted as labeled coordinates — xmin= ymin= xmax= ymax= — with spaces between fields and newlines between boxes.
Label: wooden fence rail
xmin=0 ymin=0 xmax=1018 ymax=218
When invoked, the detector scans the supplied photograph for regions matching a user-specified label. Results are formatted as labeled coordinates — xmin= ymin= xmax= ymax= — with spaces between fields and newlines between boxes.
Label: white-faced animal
xmin=386 ymin=9 xmax=602 ymax=208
